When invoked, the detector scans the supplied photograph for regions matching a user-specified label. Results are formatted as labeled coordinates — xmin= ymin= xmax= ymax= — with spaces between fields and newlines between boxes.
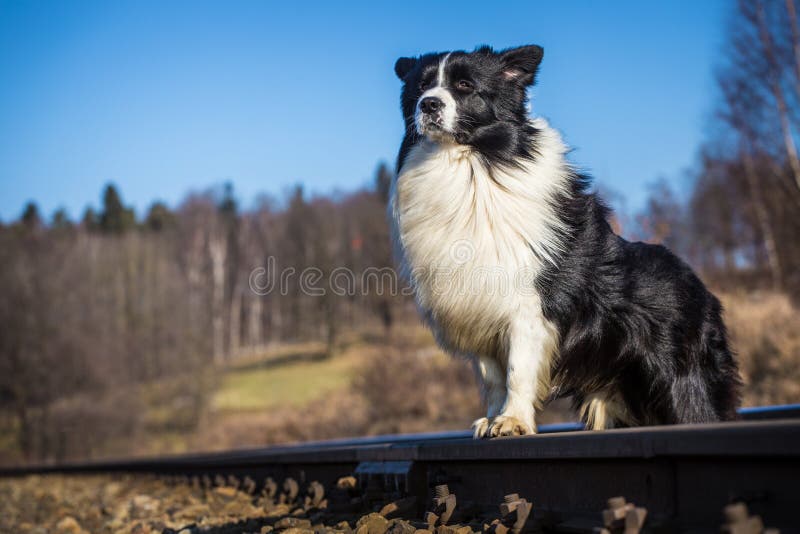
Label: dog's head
xmin=395 ymin=45 xmax=543 ymax=157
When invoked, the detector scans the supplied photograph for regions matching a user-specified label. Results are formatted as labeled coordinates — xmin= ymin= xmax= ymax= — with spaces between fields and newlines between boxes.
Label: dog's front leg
xmin=487 ymin=304 xmax=557 ymax=437
xmin=471 ymin=357 xmax=506 ymax=438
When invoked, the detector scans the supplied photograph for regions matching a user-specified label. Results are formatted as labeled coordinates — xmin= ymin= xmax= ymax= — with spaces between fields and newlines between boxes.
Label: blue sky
xmin=0 ymin=0 xmax=729 ymax=222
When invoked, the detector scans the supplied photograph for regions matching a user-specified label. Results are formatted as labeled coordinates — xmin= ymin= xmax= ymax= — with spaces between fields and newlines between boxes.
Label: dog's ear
xmin=499 ymin=45 xmax=543 ymax=86
xmin=394 ymin=57 xmax=418 ymax=80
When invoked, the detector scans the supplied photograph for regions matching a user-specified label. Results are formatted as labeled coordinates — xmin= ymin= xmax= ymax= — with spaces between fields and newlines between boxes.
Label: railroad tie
xmin=721 ymin=502 xmax=780 ymax=534
xmin=594 ymin=496 xmax=647 ymax=534
xmin=500 ymin=493 xmax=532 ymax=534
xmin=242 ymin=475 xmax=257 ymax=495
xmin=481 ymin=493 xmax=532 ymax=534
xmin=282 ymin=477 xmax=300 ymax=506
xmin=305 ymin=480 xmax=328 ymax=510
xmin=425 ymin=484 xmax=457 ymax=529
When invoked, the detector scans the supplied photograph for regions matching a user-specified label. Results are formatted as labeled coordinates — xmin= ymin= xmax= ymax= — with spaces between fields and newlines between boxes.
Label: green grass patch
xmin=212 ymin=354 xmax=355 ymax=412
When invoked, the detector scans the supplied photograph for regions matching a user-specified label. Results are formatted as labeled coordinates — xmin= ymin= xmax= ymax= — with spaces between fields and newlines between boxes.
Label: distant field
xmin=212 ymin=351 xmax=356 ymax=411
xmin=210 ymin=331 xmax=406 ymax=413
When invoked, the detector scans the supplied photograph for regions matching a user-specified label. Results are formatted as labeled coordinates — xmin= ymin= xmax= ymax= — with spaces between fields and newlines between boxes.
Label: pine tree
xmin=51 ymin=208 xmax=73 ymax=230
xmin=81 ymin=207 xmax=99 ymax=231
xmin=20 ymin=202 xmax=41 ymax=230
xmin=144 ymin=201 xmax=174 ymax=232
xmin=375 ymin=162 xmax=392 ymax=205
xmin=218 ymin=182 xmax=237 ymax=220
xmin=99 ymin=184 xmax=135 ymax=233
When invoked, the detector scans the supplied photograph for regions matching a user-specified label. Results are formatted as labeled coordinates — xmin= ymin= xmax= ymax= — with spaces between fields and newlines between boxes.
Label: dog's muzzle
xmin=420 ymin=96 xmax=444 ymax=115
xmin=416 ymin=97 xmax=444 ymax=132
xmin=415 ymin=88 xmax=457 ymax=138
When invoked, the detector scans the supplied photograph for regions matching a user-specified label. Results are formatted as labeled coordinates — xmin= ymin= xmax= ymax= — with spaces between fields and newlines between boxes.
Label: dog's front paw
xmin=472 ymin=417 xmax=492 ymax=439
xmin=487 ymin=415 xmax=534 ymax=438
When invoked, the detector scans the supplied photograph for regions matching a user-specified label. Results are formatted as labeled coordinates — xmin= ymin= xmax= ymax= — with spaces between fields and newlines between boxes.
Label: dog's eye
xmin=420 ymin=79 xmax=434 ymax=91
xmin=456 ymin=80 xmax=474 ymax=92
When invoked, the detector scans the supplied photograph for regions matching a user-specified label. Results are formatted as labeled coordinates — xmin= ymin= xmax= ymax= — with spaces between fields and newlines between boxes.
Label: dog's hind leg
xmin=578 ymin=390 xmax=634 ymax=430
xmin=667 ymin=371 xmax=720 ymax=423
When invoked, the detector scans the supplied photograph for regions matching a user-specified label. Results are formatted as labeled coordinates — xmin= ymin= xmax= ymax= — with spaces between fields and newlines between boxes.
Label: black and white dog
xmin=390 ymin=45 xmax=741 ymax=438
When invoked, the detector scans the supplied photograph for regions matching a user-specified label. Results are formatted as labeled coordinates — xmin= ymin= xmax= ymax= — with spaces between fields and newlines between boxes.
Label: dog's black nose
xmin=420 ymin=96 xmax=444 ymax=114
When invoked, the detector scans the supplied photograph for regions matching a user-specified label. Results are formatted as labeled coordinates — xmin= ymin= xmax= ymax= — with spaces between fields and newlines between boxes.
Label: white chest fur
xmin=391 ymin=119 xmax=572 ymax=357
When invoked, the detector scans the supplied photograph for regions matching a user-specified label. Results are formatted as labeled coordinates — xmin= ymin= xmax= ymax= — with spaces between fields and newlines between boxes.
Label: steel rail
xmin=2 ymin=404 xmax=799 ymax=531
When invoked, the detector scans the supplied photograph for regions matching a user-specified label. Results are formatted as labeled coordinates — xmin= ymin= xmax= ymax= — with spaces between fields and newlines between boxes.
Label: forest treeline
xmin=0 ymin=166 xmax=399 ymax=462
xmin=642 ymin=0 xmax=800 ymax=295
xmin=1 ymin=0 xmax=799 ymax=463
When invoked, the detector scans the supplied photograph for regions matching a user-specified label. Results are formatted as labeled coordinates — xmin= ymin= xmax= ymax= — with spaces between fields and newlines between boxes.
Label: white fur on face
xmin=437 ymin=52 xmax=449 ymax=86
xmin=391 ymin=118 xmax=572 ymax=432
xmin=414 ymin=53 xmax=457 ymax=136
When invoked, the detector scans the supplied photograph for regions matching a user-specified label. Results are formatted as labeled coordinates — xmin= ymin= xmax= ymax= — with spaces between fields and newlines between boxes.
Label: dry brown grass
xmin=192 ymin=327 xmax=482 ymax=449
xmin=198 ymin=291 xmax=800 ymax=452
xmin=192 ymin=324 xmax=574 ymax=451
xmin=7 ymin=291 xmax=796 ymax=465
xmin=720 ymin=291 xmax=800 ymax=406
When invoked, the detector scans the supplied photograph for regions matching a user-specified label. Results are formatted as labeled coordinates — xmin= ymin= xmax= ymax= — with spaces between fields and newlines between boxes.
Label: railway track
xmin=3 ymin=405 xmax=800 ymax=533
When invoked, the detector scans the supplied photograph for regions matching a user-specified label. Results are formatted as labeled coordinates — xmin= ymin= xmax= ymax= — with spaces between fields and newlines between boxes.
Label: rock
xmin=264 ymin=504 xmax=289 ymax=517
xmin=356 ymin=513 xmax=390 ymax=534
xmin=267 ymin=504 xmax=292 ymax=517
xmin=130 ymin=494 xmax=159 ymax=519
xmin=380 ymin=498 xmax=417 ymax=519
xmin=213 ymin=486 xmax=239 ymax=500
xmin=55 ymin=516 xmax=82 ymax=534
xmin=336 ymin=477 xmax=358 ymax=490
xmin=436 ymin=526 xmax=471 ymax=534
xmin=129 ymin=522 xmax=153 ymax=534
xmin=174 ymin=503 xmax=210 ymax=520
xmin=386 ymin=519 xmax=416 ymax=534
xmin=275 ymin=517 xmax=313 ymax=530
xmin=102 ymin=482 xmax=123 ymax=500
